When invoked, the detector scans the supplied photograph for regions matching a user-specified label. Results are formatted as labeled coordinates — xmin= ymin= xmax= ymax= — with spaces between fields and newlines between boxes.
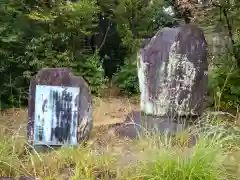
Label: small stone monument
xmin=113 ymin=24 xmax=208 ymax=139
xmin=27 ymin=68 xmax=92 ymax=148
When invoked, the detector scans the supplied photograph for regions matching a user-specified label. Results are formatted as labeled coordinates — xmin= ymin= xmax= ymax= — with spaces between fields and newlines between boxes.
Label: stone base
xmin=113 ymin=111 xmax=199 ymax=142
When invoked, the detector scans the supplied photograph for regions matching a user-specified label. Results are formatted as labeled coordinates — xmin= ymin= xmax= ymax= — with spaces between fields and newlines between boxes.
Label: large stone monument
xmin=113 ymin=24 xmax=208 ymax=139
xmin=27 ymin=68 xmax=92 ymax=148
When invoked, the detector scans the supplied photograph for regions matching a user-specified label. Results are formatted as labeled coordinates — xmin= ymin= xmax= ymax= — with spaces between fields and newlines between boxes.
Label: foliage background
xmin=0 ymin=0 xmax=239 ymax=111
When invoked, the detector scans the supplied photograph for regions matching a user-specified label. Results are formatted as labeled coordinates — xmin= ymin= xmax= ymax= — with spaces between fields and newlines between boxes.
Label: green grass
xmin=0 ymin=113 xmax=240 ymax=179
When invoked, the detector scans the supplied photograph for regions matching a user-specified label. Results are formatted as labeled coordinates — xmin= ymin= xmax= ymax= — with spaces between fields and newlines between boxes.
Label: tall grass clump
xmin=0 ymin=111 xmax=239 ymax=179
xmin=0 ymin=131 xmax=26 ymax=176
xmin=0 ymin=136 xmax=116 ymax=179
xmin=122 ymin=120 xmax=237 ymax=180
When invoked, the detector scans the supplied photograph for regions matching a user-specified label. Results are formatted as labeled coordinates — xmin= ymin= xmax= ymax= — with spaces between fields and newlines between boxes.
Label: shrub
xmin=208 ymin=54 xmax=240 ymax=110
xmin=73 ymin=53 xmax=106 ymax=95
xmin=0 ymin=0 xmax=105 ymax=107
xmin=113 ymin=57 xmax=139 ymax=95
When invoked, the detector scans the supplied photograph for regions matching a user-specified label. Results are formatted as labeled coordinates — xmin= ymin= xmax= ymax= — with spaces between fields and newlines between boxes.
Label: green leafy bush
xmin=73 ymin=53 xmax=106 ymax=95
xmin=113 ymin=57 xmax=139 ymax=95
xmin=0 ymin=0 xmax=105 ymax=107
xmin=208 ymin=53 xmax=240 ymax=110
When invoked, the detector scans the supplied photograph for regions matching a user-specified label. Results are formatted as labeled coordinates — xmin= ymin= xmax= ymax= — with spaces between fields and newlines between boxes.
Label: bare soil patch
xmin=0 ymin=97 xmax=139 ymax=135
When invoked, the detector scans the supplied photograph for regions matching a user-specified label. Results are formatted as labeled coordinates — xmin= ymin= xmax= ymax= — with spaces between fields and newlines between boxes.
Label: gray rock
xmin=138 ymin=24 xmax=208 ymax=117
xmin=27 ymin=68 xmax=92 ymax=148
xmin=113 ymin=111 xmax=198 ymax=146
xmin=114 ymin=25 xmax=207 ymax=146
xmin=115 ymin=111 xmax=198 ymax=138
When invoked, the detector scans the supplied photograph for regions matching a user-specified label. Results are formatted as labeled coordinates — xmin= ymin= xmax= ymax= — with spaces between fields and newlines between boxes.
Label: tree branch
xmin=222 ymin=8 xmax=240 ymax=67
xmin=213 ymin=1 xmax=240 ymax=67
xmin=222 ymin=8 xmax=235 ymax=47
xmin=98 ymin=20 xmax=111 ymax=52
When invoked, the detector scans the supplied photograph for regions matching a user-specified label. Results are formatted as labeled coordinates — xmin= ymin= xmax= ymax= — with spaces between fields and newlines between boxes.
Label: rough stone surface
xmin=27 ymin=68 xmax=92 ymax=146
xmin=113 ymin=110 xmax=198 ymax=146
xmin=114 ymin=111 xmax=194 ymax=138
xmin=112 ymin=24 xmax=208 ymax=141
xmin=138 ymin=24 xmax=208 ymax=117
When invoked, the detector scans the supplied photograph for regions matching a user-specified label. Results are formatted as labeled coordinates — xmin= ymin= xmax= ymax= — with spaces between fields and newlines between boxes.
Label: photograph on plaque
xmin=34 ymin=85 xmax=80 ymax=146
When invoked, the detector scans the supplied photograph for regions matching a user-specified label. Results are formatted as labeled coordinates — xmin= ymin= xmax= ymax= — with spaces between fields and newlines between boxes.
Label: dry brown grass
xmin=1 ymin=97 xmax=240 ymax=179
xmin=0 ymin=96 xmax=139 ymax=134
xmin=0 ymin=96 xmax=141 ymax=178
xmin=92 ymin=97 xmax=139 ymax=126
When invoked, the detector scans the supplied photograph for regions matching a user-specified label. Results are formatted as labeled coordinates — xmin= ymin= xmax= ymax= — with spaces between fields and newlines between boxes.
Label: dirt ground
xmin=0 ymin=97 xmax=139 ymax=135
xmin=92 ymin=97 xmax=139 ymax=126
xmin=1 ymin=97 xmax=240 ymax=179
